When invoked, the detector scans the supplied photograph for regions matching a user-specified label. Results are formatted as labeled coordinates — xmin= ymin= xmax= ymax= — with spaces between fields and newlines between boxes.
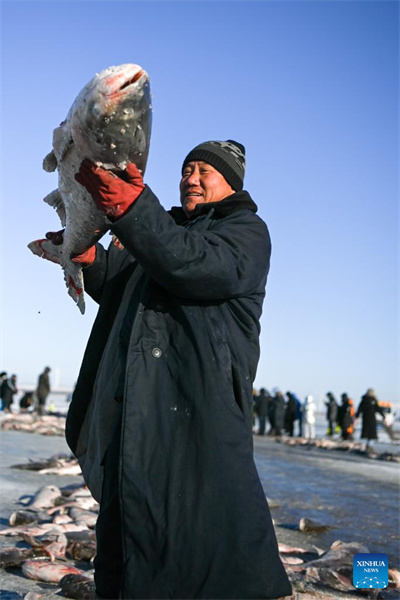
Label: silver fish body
xmin=28 ymin=63 xmax=152 ymax=313
xmin=0 ymin=546 xmax=48 ymax=568
xmin=22 ymin=559 xmax=86 ymax=583
xmin=25 ymin=484 xmax=62 ymax=510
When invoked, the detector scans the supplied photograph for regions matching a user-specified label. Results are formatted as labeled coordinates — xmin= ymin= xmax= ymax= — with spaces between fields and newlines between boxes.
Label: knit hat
xmin=182 ymin=140 xmax=246 ymax=191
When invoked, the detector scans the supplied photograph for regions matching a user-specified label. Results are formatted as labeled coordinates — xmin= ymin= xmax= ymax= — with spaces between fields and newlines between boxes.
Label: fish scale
xmin=28 ymin=63 xmax=152 ymax=313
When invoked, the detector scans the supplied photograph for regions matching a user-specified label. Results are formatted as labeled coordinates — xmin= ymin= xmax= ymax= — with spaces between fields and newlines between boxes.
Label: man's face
xmin=179 ymin=161 xmax=235 ymax=217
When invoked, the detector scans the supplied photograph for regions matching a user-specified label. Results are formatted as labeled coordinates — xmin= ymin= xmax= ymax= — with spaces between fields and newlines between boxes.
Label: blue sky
xmin=1 ymin=0 xmax=398 ymax=411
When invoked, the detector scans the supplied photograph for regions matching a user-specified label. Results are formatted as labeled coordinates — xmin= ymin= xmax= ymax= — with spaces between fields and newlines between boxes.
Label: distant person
xmin=380 ymin=405 xmax=396 ymax=441
xmin=292 ymin=392 xmax=303 ymax=436
xmin=0 ymin=371 xmax=8 ymax=411
xmin=325 ymin=391 xmax=338 ymax=436
xmin=20 ymin=391 xmax=34 ymax=413
xmin=35 ymin=367 xmax=51 ymax=416
xmin=267 ymin=389 xmax=276 ymax=434
xmin=355 ymin=388 xmax=386 ymax=449
xmin=302 ymin=395 xmax=316 ymax=440
xmin=338 ymin=393 xmax=355 ymax=441
xmin=272 ymin=391 xmax=285 ymax=436
xmin=1 ymin=374 xmax=18 ymax=412
xmin=255 ymin=388 xmax=271 ymax=435
xmin=252 ymin=388 xmax=258 ymax=430
xmin=284 ymin=391 xmax=297 ymax=437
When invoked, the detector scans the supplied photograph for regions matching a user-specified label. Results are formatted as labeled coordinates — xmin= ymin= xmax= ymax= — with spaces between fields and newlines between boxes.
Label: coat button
xmin=152 ymin=347 xmax=162 ymax=358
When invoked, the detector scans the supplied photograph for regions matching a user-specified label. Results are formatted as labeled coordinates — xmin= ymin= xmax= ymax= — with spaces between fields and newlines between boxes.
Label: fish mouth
xmin=105 ymin=66 xmax=146 ymax=99
xmin=119 ymin=69 xmax=144 ymax=91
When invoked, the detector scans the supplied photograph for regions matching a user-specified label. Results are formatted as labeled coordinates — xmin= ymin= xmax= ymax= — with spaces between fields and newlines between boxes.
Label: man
xmin=325 ymin=391 xmax=338 ymax=436
xmin=1 ymin=373 xmax=17 ymax=412
xmin=255 ymin=387 xmax=271 ymax=435
xmin=35 ymin=366 xmax=51 ymax=416
xmin=46 ymin=140 xmax=291 ymax=599
xmin=356 ymin=388 xmax=385 ymax=449
xmin=0 ymin=371 xmax=8 ymax=411
xmin=284 ymin=391 xmax=298 ymax=437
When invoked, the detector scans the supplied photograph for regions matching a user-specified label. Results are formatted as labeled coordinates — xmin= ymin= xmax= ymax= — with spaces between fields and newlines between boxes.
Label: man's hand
xmin=46 ymin=230 xmax=96 ymax=266
xmin=75 ymin=160 xmax=145 ymax=219
xmin=45 ymin=230 xmax=64 ymax=245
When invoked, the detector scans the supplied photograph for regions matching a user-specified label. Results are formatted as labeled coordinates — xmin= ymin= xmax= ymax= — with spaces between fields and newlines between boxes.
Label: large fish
xmin=60 ymin=573 xmax=95 ymax=599
xmin=28 ymin=63 xmax=152 ymax=313
xmin=0 ymin=546 xmax=48 ymax=568
xmin=23 ymin=484 xmax=62 ymax=510
xmin=22 ymin=559 xmax=86 ymax=583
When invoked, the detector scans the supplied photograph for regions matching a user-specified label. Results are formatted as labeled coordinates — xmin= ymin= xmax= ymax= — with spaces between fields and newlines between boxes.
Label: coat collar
xmin=169 ymin=191 xmax=258 ymax=224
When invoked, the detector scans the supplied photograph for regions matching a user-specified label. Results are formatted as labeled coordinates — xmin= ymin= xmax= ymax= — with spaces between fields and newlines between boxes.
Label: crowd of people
xmin=1 ymin=368 xmax=395 ymax=448
xmin=253 ymin=387 xmax=395 ymax=446
xmin=0 ymin=367 xmax=52 ymax=415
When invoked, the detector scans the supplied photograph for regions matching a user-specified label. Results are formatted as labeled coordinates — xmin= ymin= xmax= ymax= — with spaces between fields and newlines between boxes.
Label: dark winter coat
xmin=285 ymin=393 xmax=297 ymax=424
xmin=1 ymin=378 xmax=17 ymax=409
xmin=255 ymin=390 xmax=270 ymax=418
xmin=356 ymin=393 xmax=385 ymax=440
xmin=326 ymin=396 xmax=338 ymax=422
xmin=273 ymin=394 xmax=286 ymax=430
xmin=36 ymin=372 xmax=50 ymax=401
xmin=338 ymin=401 xmax=353 ymax=431
xmin=66 ymin=186 xmax=291 ymax=600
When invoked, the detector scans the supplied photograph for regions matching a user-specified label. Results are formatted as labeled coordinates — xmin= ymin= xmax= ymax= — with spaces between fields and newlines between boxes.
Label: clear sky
xmin=1 ymin=0 xmax=398 ymax=411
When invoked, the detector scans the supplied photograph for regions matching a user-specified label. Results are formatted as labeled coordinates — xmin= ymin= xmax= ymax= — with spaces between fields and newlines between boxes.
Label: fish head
xmin=69 ymin=64 xmax=152 ymax=172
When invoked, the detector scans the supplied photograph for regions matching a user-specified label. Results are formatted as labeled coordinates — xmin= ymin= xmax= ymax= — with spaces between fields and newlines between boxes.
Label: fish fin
xmin=43 ymin=150 xmax=58 ymax=173
xmin=27 ymin=241 xmax=85 ymax=313
xmin=64 ymin=262 xmax=85 ymax=315
xmin=53 ymin=125 xmax=74 ymax=162
xmin=43 ymin=189 xmax=66 ymax=227
xmin=27 ymin=239 xmax=62 ymax=265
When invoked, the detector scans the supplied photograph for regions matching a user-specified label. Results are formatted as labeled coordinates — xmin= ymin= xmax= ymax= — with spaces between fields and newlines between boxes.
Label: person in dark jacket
xmin=337 ymin=393 xmax=355 ymax=441
xmin=356 ymin=388 xmax=385 ymax=448
xmin=292 ymin=391 xmax=303 ymax=436
xmin=325 ymin=391 xmax=338 ymax=436
xmin=255 ymin=388 xmax=271 ymax=435
xmin=43 ymin=140 xmax=291 ymax=599
xmin=271 ymin=390 xmax=285 ymax=436
xmin=35 ymin=367 xmax=51 ymax=416
xmin=20 ymin=391 xmax=34 ymax=413
xmin=1 ymin=374 xmax=18 ymax=412
xmin=285 ymin=391 xmax=298 ymax=437
xmin=0 ymin=371 xmax=8 ymax=411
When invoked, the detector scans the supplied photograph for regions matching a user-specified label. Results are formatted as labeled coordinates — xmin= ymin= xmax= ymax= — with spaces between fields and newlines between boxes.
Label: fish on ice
xmin=60 ymin=573 xmax=95 ymax=599
xmin=0 ymin=546 xmax=48 ymax=568
xmin=28 ymin=63 xmax=152 ymax=313
xmin=23 ymin=485 xmax=62 ymax=510
xmin=22 ymin=559 xmax=86 ymax=583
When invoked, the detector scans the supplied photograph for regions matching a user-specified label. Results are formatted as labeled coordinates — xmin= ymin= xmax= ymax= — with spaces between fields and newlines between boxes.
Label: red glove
xmin=46 ymin=230 xmax=96 ymax=266
xmin=75 ymin=159 xmax=145 ymax=219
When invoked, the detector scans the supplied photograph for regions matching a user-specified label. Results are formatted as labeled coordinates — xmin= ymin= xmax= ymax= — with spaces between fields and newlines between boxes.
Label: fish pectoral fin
xmin=53 ymin=125 xmax=74 ymax=162
xmin=43 ymin=150 xmax=58 ymax=173
xmin=27 ymin=239 xmax=62 ymax=265
xmin=64 ymin=263 xmax=86 ymax=315
xmin=43 ymin=189 xmax=67 ymax=227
